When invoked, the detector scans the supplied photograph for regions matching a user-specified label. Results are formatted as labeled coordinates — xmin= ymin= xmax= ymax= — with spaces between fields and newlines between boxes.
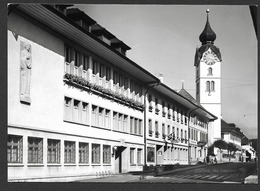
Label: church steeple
xmin=199 ymin=9 xmax=216 ymax=45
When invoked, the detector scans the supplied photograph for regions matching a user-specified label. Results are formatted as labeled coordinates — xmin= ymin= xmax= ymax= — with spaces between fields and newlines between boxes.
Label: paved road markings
xmin=223 ymin=175 xmax=234 ymax=180
xmin=215 ymin=176 xmax=225 ymax=180
xmin=208 ymin=175 xmax=219 ymax=179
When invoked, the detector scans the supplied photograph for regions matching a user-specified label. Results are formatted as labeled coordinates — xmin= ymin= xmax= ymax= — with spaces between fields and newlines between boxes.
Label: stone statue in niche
xmin=20 ymin=41 xmax=32 ymax=103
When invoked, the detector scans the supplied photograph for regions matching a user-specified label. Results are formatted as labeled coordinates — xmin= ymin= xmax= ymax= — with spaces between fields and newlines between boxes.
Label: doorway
xmin=115 ymin=146 xmax=126 ymax=173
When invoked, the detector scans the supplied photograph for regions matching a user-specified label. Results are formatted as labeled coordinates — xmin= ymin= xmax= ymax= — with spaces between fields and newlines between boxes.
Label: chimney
xmin=181 ymin=80 xmax=185 ymax=89
xmin=159 ymin=73 xmax=163 ymax=83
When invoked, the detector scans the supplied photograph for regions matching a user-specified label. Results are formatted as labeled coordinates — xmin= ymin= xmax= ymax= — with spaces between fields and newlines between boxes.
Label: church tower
xmin=194 ymin=9 xmax=222 ymax=145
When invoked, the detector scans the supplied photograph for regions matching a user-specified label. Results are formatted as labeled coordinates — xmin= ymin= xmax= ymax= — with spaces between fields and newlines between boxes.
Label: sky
xmin=74 ymin=4 xmax=257 ymax=139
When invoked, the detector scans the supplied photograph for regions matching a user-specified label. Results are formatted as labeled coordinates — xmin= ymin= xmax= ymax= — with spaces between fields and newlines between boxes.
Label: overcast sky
xmin=74 ymin=4 xmax=257 ymax=139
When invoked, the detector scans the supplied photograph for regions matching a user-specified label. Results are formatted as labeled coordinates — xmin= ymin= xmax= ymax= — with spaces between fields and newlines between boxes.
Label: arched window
xmin=206 ymin=81 xmax=210 ymax=92
xmin=208 ymin=67 xmax=213 ymax=75
xmin=211 ymin=81 xmax=215 ymax=91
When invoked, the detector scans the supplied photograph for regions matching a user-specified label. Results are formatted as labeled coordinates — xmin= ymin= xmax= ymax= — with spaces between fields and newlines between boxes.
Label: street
xmin=77 ymin=162 xmax=257 ymax=184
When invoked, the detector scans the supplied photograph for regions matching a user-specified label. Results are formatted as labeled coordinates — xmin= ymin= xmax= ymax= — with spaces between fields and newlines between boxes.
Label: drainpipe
xmin=143 ymin=81 xmax=160 ymax=167
xmin=187 ymin=107 xmax=200 ymax=165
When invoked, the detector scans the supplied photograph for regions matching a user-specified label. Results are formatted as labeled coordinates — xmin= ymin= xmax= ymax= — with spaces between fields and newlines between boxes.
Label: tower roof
xmin=199 ymin=9 xmax=216 ymax=45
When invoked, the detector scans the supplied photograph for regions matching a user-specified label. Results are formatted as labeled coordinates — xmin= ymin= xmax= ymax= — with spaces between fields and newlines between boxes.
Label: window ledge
xmin=130 ymin=164 xmax=136 ymax=166
xmin=64 ymin=164 xmax=76 ymax=166
xmin=79 ymin=164 xmax=90 ymax=166
xmin=8 ymin=163 xmax=24 ymax=167
xmin=91 ymin=164 xmax=101 ymax=166
xmin=27 ymin=164 xmax=44 ymax=167
xmin=47 ymin=164 xmax=61 ymax=166
xmin=103 ymin=164 xmax=112 ymax=166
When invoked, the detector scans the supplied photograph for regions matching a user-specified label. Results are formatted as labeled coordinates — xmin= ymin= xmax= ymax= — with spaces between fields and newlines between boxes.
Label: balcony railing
xmin=64 ymin=62 xmax=144 ymax=111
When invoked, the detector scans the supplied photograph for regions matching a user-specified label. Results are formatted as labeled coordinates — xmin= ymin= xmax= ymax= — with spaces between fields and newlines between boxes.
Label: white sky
xmin=74 ymin=4 xmax=257 ymax=139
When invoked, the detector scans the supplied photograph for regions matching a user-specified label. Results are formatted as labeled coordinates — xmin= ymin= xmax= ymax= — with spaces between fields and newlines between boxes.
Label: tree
xmin=213 ymin=139 xmax=228 ymax=151
xmin=213 ymin=139 xmax=228 ymax=162
xmin=226 ymin=142 xmax=238 ymax=161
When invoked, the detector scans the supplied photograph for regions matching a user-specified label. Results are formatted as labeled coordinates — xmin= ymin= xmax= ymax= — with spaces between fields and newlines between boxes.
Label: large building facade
xmin=8 ymin=4 xmax=216 ymax=182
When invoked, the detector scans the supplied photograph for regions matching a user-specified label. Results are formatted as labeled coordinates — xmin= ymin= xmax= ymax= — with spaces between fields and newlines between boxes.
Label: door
xmin=115 ymin=146 xmax=125 ymax=173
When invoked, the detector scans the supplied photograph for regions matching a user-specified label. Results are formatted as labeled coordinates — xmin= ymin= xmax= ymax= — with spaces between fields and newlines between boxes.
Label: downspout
xmin=187 ymin=107 xmax=200 ymax=165
xmin=143 ymin=81 xmax=160 ymax=167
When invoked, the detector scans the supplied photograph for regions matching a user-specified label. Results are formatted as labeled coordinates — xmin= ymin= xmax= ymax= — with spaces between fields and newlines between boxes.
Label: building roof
xmin=221 ymin=119 xmax=245 ymax=139
xmin=178 ymin=88 xmax=217 ymax=120
xmin=66 ymin=8 xmax=97 ymax=26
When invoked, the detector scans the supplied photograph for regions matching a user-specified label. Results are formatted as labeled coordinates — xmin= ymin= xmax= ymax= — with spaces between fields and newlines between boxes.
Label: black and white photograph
xmin=6 ymin=1 xmax=258 ymax=187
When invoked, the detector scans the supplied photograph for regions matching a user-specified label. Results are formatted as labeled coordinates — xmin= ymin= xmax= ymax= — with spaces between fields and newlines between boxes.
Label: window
xmin=81 ymin=102 xmax=89 ymax=124
xmin=130 ymin=148 xmax=135 ymax=165
xmin=137 ymin=149 xmax=142 ymax=165
xmin=93 ymin=61 xmax=98 ymax=75
xmin=196 ymin=82 xmax=200 ymax=94
xmin=47 ymin=139 xmax=60 ymax=163
xmin=106 ymin=67 xmax=111 ymax=81
xmin=148 ymin=119 xmax=152 ymax=131
xmin=155 ymin=121 xmax=158 ymax=133
xmin=92 ymin=144 xmax=100 ymax=164
xmin=162 ymin=124 xmax=165 ymax=135
xmin=73 ymin=99 xmax=80 ymax=122
xmin=113 ymin=71 xmax=118 ymax=85
xmin=172 ymin=106 xmax=175 ymax=121
xmin=79 ymin=142 xmax=89 ymax=164
xmin=206 ymin=81 xmax=210 ymax=92
xmin=8 ymin=135 xmax=23 ymax=163
xmin=211 ymin=81 xmax=215 ymax=92
xmin=92 ymin=105 xmax=98 ymax=126
xmin=167 ymin=125 xmax=170 ymax=135
xmin=83 ymin=56 xmax=89 ymax=71
xmin=138 ymin=119 xmax=142 ymax=135
xmin=147 ymin=147 xmax=155 ymax=162
xmin=177 ymin=128 xmax=179 ymax=139
xmin=130 ymin=117 xmax=134 ymax=133
xmin=105 ymin=109 xmax=111 ymax=128
xmin=208 ymin=67 xmax=213 ymax=75
xmin=134 ymin=118 xmax=138 ymax=134
xmin=103 ymin=145 xmax=111 ymax=164
xmin=98 ymin=107 xmax=105 ymax=127
xmin=64 ymin=97 xmax=72 ymax=121
xmin=64 ymin=141 xmax=75 ymax=163
xmin=124 ymin=77 xmax=129 ymax=89
xmin=28 ymin=137 xmax=43 ymax=163
xmin=155 ymin=98 xmax=158 ymax=108
xmin=118 ymin=113 xmax=123 ymax=131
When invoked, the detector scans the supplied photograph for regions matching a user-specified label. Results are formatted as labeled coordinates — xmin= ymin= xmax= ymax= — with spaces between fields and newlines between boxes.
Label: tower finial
xmin=206 ymin=8 xmax=209 ymax=14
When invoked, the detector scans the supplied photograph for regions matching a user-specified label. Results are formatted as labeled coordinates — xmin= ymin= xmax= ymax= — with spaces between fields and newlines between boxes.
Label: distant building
xmin=221 ymin=120 xmax=244 ymax=162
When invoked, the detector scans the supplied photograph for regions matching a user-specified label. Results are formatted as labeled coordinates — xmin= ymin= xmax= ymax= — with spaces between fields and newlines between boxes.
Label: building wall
xmin=8 ymin=11 xmax=144 ymax=181
xmin=146 ymin=91 xmax=189 ymax=165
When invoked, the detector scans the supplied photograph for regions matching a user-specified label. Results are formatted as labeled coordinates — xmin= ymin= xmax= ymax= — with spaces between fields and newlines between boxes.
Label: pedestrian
xmin=214 ymin=157 xmax=217 ymax=164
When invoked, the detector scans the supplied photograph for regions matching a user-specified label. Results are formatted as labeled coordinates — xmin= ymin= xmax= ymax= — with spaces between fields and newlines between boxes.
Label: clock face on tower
xmin=203 ymin=51 xmax=217 ymax=65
